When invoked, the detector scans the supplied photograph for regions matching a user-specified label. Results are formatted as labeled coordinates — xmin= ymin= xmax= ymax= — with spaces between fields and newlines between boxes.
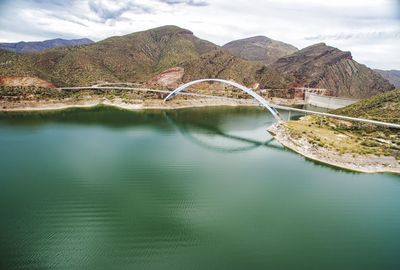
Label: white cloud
xmin=0 ymin=0 xmax=399 ymax=69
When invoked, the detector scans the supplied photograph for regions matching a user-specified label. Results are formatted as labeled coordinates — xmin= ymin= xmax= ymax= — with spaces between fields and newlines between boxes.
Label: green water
xmin=0 ymin=106 xmax=399 ymax=270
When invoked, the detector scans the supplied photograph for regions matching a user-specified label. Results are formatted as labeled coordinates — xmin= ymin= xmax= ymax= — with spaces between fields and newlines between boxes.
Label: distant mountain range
xmin=374 ymin=70 xmax=400 ymax=87
xmin=0 ymin=26 xmax=395 ymax=98
xmin=0 ymin=38 xmax=94 ymax=53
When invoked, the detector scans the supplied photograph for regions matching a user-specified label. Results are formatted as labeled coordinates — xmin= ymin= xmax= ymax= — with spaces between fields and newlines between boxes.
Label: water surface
xmin=0 ymin=106 xmax=399 ymax=270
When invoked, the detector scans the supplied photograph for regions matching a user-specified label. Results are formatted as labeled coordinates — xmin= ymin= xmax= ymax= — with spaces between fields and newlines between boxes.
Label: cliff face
xmin=223 ymin=36 xmax=298 ymax=65
xmin=272 ymin=43 xmax=394 ymax=98
xmin=374 ymin=70 xmax=400 ymax=88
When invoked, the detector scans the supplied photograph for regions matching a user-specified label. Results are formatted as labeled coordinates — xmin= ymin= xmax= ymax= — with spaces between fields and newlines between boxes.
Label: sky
xmin=0 ymin=0 xmax=399 ymax=70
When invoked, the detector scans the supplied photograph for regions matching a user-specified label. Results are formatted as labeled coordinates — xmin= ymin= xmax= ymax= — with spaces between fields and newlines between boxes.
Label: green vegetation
xmin=334 ymin=89 xmax=400 ymax=124
xmin=2 ymin=25 xmax=391 ymax=98
xmin=0 ymin=50 xmax=41 ymax=77
xmin=0 ymin=86 xmax=166 ymax=106
xmin=2 ymin=26 xmax=288 ymax=88
xmin=284 ymin=89 xmax=400 ymax=160
xmin=286 ymin=116 xmax=400 ymax=159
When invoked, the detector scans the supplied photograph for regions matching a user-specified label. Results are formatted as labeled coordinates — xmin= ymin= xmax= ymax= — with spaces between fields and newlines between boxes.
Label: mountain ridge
xmin=0 ymin=38 xmax=94 ymax=54
xmin=374 ymin=69 xmax=400 ymax=87
xmin=271 ymin=43 xmax=394 ymax=98
xmin=223 ymin=36 xmax=298 ymax=65
xmin=0 ymin=25 xmax=394 ymax=98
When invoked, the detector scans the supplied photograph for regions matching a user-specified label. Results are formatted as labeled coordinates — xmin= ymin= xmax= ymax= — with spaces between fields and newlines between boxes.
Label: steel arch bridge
xmin=164 ymin=79 xmax=283 ymax=122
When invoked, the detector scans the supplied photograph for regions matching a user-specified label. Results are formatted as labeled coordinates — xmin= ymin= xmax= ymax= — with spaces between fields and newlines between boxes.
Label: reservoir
xmin=0 ymin=106 xmax=399 ymax=269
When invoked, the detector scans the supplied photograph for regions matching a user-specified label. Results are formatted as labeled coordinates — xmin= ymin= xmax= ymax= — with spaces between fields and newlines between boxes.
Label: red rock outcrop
xmin=148 ymin=67 xmax=185 ymax=88
xmin=0 ymin=76 xmax=55 ymax=88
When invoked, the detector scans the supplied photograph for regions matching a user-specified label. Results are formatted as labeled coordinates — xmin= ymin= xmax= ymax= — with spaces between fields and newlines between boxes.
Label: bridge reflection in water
xmin=164 ymin=111 xmax=285 ymax=154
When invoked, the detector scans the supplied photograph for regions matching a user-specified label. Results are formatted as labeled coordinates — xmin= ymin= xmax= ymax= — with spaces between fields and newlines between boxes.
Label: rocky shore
xmin=268 ymin=123 xmax=400 ymax=174
xmin=0 ymin=97 xmax=259 ymax=112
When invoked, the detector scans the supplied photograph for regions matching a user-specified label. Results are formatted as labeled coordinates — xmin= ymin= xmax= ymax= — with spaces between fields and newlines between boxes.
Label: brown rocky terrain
xmin=29 ymin=26 xmax=290 ymax=89
xmin=0 ymin=76 xmax=55 ymax=88
xmin=148 ymin=67 xmax=185 ymax=88
xmin=223 ymin=36 xmax=298 ymax=65
xmin=0 ymin=26 xmax=395 ymax=99
xmin=374 ymin=69 xmax=400 ymax=88
xmin=272 ymin=43 xmax=394 ymax=98
xmin=268 ymin=89 xmax=400 ymax=173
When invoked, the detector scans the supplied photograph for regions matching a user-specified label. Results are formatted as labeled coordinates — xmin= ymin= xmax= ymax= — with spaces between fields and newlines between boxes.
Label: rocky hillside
xmin=374 ymin=69 xmax=400 ymax=87
xmin=29 ymin=26 xmax=222 ymax=86
xmin=334 ymin=88 xmax=400 ymax=124
xmin=3 ymin=26 xmax=289 ymax=89
xmin=0 ymin=49 xmax=54 ymax=87
xmin=0 ymin=49 xmax=37 ymax=76
xmin=0 ymin=38 xmax=94 ymax=54
xmin=223 ymin=36 xmax=298 ymax=65
xmin=0 ymin=26 xmax=395 ymax=98
xmin=272 ymin=43 xmax=394 ymax=98
xmin=180 ymin=50 xmax=291 ymax=88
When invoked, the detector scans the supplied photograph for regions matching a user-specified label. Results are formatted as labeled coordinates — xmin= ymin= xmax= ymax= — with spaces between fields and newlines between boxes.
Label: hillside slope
xmin=30 ymin=25 xmax=220 ymax=86
xmin=374 ymin=70 xmax=400 ymax=87
xmin=272 ymin=43 xmax=394 ymax=98
xmin=180 ymin=49 xmax=291 ymax=88
xmin=0 ymin=49 xmax=37 ymax=76
xmin=24 ymin=26 xmax=291 ymax=88
xmin=0 ymin=38 xmax=94 ymax=53
xmin=223 ymin=36 xmax=298 ymax=65
xmin=334 ymin=88 xmax=400 ymax=123
xmin=0 ymin=26 xmax=395 ymax=98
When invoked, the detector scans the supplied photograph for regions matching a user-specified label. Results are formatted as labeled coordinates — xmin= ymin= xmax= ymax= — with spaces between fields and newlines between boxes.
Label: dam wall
xmin=305 ymin=92 xmax=358 ymax=109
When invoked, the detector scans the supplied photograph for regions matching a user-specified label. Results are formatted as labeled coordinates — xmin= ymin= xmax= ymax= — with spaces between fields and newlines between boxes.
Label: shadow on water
xmin=1 ymin=105 xmax=293 ymax=154
xmin=164 ymin=111 xmax=283 ymax=153
xmin=0 ymin=105 xmax=276 ymax=130
xmin=0 ymin=106 xmax=173 ymax=130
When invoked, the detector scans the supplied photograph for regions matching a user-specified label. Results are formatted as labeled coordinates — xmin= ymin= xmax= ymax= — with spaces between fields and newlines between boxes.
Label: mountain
xmin=29 ymin=26 xmax=222 ymax=86
xmin=374 ymin=69 xmax=400 ymax=88
xmin=0 ymin=26 xmax=395 ymax=98
xmin=223 ymin=36 xmax=298 ymax=65
xmin=272 ymin=43 xmax=394 ymax=98
xmin=17 ymin=25 xmax=288 ymax=88
xmin=0 ymin=38 xmax=94 ymax=54
xmin=334 ymin=88 xmax=400 ymax=124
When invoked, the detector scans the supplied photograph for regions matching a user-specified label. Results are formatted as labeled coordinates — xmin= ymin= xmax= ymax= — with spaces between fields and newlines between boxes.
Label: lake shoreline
xmin=5 ymin=99 xmax=398 ymax=175
xmin=268 ymin=123 xmax=400 ymax=174
xmin=0 ymin=98 xmax=264 ymax=112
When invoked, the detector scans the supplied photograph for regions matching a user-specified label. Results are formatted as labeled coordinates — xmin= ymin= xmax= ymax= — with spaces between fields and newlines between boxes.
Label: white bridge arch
xmin=164 ymin=79 xmax=283 ymax=122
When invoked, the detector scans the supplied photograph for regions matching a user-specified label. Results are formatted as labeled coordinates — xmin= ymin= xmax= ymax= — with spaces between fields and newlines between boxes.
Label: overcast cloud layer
xmin=0 ymin=0 xmax=399 ymax=69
